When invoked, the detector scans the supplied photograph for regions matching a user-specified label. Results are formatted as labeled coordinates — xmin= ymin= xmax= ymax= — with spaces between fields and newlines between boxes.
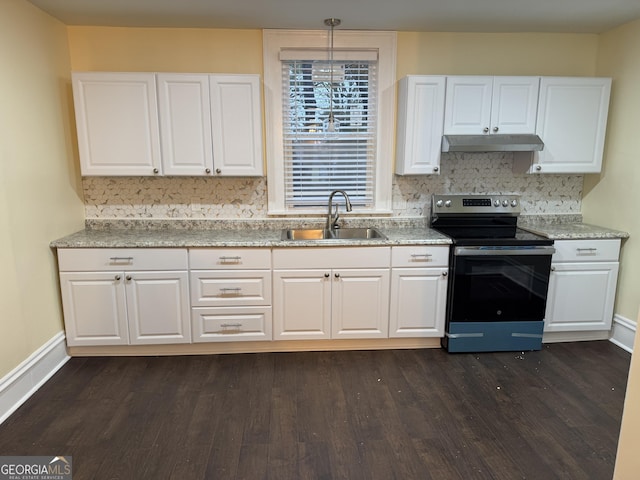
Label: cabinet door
xmin=210 ymin=75 xmax=264 ymax=176
xmin=157 ymin=74 xmax=214 ymax=176
xmin=332 ymin=269 xmax=390 ymax=339
xmin=444 ymin=76 xmax=493 ymax=135
xmin=396 ymin=76 xmax=445 ymax=175
xmin=126 ymin=271 xmax=191 ymax=344
xmin=59 ymin=272 xmax=129 ymax=346
xmin=491 ymin=77 xmax=539 ymax=134
xmin=544 ymin=262 xmax=619 ymax=332
xmin=389 ymin=268 xmax=448 ymax=338
xmin=533 ymin=77 xmax=611 ymax=173
xmin=272 ymin=270 xmax=331 ymax=340
xmin=71 ymin=72 xmax=161 ymax=176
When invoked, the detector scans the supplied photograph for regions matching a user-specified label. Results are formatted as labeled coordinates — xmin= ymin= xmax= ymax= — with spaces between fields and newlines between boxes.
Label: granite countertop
xmin=50 ymin=221 xmax=452 ymax=249
xmin=50 ymin=216 xmax=630 ymax=249
xmin=518 ymin=222 xmax=630 ymax=240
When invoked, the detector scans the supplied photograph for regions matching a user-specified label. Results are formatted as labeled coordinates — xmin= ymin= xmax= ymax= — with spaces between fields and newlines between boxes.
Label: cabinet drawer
xmin=191 ymin=306 xmax=272 ymax=342
xmin=552 ymin=239 xmax=621 ymax=262
xmin=189 ymin=248 xmax=271 ymax=269
xmin=58 ymin=248 xmax=188 ymax=271
xmin=391 ymin=245 xmax=449 ymax=267
xmin=190 ymin=271 xmax=271 ymax=306
xmin=272 ymin=247 xmax=391 ymax=269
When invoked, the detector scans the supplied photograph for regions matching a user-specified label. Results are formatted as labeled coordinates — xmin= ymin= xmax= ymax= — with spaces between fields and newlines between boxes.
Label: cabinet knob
xmin=324 ymin=273 xmax=330 ymax=278
xmin=153 ymin=168 xmax=159 ymax=174
xmin=535 ymin=165 xmax=542 ymax=171
xmin=433 ymin=166 xmax=439 ymax=172
xmin=205 ymin=168 xmax=211 ymax=174
xmin=442 ymin=271 xmax=448 ymax=277
xmin=335 ymin=273 xmax=341 ymax=278
xmin=551 ymin=266 xmax=556 ymax=271
xmin=115 ymin=275 xmax=121 ymax=281
xmin=216 ymin=168 xmax=222 ymax=174
xmin=493 ymin=126 xmax=499 ymax=132
xmin=483 ymin=127 xmax=489 ymax=133
xmin=126 ymin=275 xmax=132 ymax=281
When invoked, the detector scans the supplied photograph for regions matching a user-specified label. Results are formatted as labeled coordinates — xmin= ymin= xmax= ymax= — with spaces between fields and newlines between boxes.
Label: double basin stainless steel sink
xmin=281 ymin=227 xmax=387 ymax=241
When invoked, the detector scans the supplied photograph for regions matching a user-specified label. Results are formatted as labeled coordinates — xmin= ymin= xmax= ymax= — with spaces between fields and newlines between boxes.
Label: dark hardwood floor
xmin=0 ymin=341 xmax=630 ymax=479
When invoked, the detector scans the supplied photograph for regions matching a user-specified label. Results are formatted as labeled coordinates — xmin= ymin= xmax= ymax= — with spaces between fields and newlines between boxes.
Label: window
xmin=283 ymin=58 xmax=377 ymax=207
xmin=263 ymin=30 xmax=397 ymax=215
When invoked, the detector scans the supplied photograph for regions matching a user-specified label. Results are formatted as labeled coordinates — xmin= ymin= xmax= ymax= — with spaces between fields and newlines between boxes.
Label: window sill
xmin=267 ymin=208 xmax=393 ymax=217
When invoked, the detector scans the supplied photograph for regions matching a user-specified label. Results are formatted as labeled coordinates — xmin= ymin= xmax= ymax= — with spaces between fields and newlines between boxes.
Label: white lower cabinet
xmin=272 ymin=247 xmax=391 ymax=340
xmin=389 ymin=246 xmax=449 ymax=337
xmin=191 ymin=307 xmax=272 ymax=342
xmin=59 ymin=271 xmax=129 ymax=346
xmin=189 ymin=248 xmax=272 ymax=342
xmin=544 ymin=239 xmax=621 ymax=332
xmin=272 ymin=269 xmax=332 ymax=339
xmin=58 ymin=249 xmax=190 ymax=346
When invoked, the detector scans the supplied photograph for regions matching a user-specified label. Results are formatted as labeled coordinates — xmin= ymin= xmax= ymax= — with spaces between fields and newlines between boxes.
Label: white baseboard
xmin=609 ymin=314 xmax=636 ymax=353
xmin=0 ymin=332 xmax=70 ymax=424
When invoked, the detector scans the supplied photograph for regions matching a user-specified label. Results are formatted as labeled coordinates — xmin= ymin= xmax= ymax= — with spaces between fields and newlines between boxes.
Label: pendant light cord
xmin=324 ymin=18 xmax=341 ymax=131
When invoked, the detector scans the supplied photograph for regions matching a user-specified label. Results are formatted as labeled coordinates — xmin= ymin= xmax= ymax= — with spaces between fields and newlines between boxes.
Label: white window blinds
xmin=281 ymin=57 xmax=378 ymax=208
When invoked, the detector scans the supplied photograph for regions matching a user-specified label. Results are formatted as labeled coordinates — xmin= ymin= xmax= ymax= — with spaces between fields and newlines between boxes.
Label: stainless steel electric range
xmin=430 ymin=194 xmax=555 ymax=353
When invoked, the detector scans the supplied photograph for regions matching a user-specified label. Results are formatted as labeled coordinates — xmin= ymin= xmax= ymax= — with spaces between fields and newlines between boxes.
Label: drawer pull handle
xmin=110 ymin=256 xmax=133 ymax=262
xmin=576 ymin=248 xmax=597 ymax=253
xmin=219 ymin=256 xmax=242 ymax=262
xmin=220 ymin=288 xmax=242 ymax=293
xmin=221 ymin=323 xmax=242 ymax=328
xmin=411 ymin=254 xmax=433 ymax=259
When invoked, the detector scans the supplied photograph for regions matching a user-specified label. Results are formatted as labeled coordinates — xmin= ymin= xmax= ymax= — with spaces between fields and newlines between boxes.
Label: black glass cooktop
xmin=431 ymin=215 xmax=553 ymax=246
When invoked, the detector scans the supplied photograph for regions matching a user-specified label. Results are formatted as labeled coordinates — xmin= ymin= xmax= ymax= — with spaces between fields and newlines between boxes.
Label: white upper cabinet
xmin=157 ymin=74 xmax=214 ymax=176
xmin=395 ymin=76 xmax=446 ymax=175
xmin=72 ymin=72 xmax=162 ymax=176
xmin=210 ymin=75 xmax=264 ymax=176
xmin=491 ymin=77 xmax=540 ymax=134
xmin=72 ymin=72 xmax=263 ymax=177
xmin=444 ymin=76 xmax=539 ymax=135
xmin=530 ymin=77 xmax=611 ymax=174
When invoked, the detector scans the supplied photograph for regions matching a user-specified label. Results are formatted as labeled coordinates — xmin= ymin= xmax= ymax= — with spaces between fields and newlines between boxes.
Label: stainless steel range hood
xmin=441 ymin=134 xmax=544 ymax=153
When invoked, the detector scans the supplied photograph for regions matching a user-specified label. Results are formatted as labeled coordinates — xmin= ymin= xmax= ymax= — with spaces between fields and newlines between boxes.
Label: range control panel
xmin=432 ymin=194 xmax=521 ymax=215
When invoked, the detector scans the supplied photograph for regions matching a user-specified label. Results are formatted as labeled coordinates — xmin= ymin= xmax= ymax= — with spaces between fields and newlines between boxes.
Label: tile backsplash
xmin=83 ymin=152 xmax=583 ymax=219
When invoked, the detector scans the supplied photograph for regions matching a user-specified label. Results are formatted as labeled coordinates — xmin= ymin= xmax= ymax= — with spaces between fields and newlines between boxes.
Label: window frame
xmin=263 ymin=29 xmax=397 ymax=215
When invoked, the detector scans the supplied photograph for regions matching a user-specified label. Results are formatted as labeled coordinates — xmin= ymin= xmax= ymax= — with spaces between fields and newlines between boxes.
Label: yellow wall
xmin=586 ymin=19 xmax=640 ymax=322
xmin=397 ymin=32 xmax=599 ymax=77
xmin=67 ymin=27 xmax=263 ymax=72
xmin=67 ymin=27 xmax=598 ymax=79
xmin=595 ymin=18 xmax=640 ymax=480
xmin=0 ymin=0 xmax=85 ymax=377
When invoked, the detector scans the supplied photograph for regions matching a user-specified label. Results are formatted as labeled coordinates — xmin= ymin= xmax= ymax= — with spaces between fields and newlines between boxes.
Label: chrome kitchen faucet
xmin=326 ymin=190 xmax=353 ymax=231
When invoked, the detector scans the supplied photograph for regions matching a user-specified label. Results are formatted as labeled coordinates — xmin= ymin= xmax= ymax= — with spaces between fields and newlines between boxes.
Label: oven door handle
xmin=454 ymin=246 xmax=556 ymax=256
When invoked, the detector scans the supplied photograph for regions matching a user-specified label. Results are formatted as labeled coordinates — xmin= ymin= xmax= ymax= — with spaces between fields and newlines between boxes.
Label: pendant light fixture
xmin=324 ymin=17 xmax=341 ymax=133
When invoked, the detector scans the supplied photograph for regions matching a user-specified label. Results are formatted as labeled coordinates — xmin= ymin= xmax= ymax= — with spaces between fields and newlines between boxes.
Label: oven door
xmin=449 ymin=245 xmax=555 ymax=323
